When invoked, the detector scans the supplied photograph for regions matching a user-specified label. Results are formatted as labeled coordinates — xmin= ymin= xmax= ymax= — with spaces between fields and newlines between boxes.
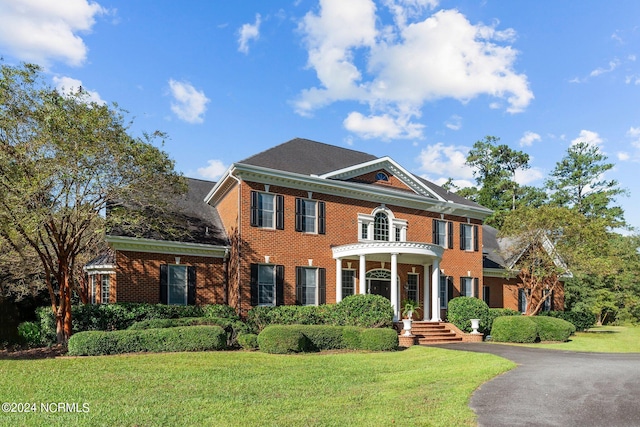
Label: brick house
xmin=87 ymin=138 xmax=563 ymax=319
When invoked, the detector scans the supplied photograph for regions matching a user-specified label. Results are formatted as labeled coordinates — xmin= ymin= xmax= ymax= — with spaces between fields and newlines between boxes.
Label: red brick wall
xmin=483 ymin=275 xmax=565 ymax=312
xmin=115 ymin=251 xmax=226 ymax=305
xmin=232 ymin=180 xmax=484 ymax=316
xmin=347 ymin=169 xmax=415 ymax=193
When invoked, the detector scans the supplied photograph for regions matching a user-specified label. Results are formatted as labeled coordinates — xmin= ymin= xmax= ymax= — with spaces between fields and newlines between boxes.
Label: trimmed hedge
xmin=539 ymin=309 xmax=595 ymax=332
xmin=257 ymin=325 xmax=398 ymax=354
xmin=67 ymin=325 xmax=227 ymax=356
xmin=447 ymin=297 xmax=490 ymax=333
xmin=531 ymin=316 xmax=575 ymax=342
xmin=127 ymin=317 xmax=217 ymax=330
xmin=491 ymin=316 xmax=538 ymax=343
xmin=486 ymin=308 xmax=521 ymax=333
xmin=237 ymin=333 xmax=259 ymax=350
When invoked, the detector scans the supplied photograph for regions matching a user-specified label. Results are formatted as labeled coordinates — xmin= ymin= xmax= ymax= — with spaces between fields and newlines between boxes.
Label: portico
xmin=332 ymin=241 xmax=444 ymax=321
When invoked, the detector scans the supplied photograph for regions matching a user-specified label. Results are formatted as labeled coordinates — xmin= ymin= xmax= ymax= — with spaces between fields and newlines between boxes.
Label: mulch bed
xmin=0 ymin=345 xmax=66 ymax=360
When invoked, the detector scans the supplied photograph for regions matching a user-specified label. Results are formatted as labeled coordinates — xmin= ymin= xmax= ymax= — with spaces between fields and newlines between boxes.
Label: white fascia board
xmin=232 ymin=163 xmax=492 ymax=220
xmin=106 ymin=236 xmax=230 ymax=258
xmin=319 ymin=156 xmax=445 ymax=201
xmin=203 ymin=165 xmax=236 ymax=205
xmin=483 ymin=268 xmax=519 ymax=278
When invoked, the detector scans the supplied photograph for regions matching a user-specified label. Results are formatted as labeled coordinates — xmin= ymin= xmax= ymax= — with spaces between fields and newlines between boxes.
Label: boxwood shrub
xmin=358 ymin=328 xmax=399 ymax=351
xmin=67 ymin=325 xmax=227 ymax=356
xmin=491 ymin=316 xmax=538 ymax=343
xmin=447 ymin=297 xmax=490 ymax=333
xmin=237 ymin=333 xmax=259 ymax=350
xmin=531 ymin=316 xmax=575 ymax=342
xmin=539 ymin=309 xmax=595 ymax=332
xmin=127 ymin=317 xmax=217 ymax=330
xmin=257 ymin=325 xmax=310 ymax=354
xmin=330 ymin=294 xmax=394 ymax=328
xmin=486 ymin=308 xmax=521 ymax=333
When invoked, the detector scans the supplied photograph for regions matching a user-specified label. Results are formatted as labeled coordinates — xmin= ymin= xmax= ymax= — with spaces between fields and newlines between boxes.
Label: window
xmin=361 ymin=222 xmax=368 ymax=239
xmin=374 ymin=212 xmax=389 ymax=241
xmin=483 ymin=285 xmax=491 ymax=306
xmin=101 ymin=275 xmax=110 ymax=304
xmin=250 ymin=264 xmax=284 ymax=306
xmin=250 ymin=191 xmax=284 ymax=229
xmin=543 ymin=289 xmax=553 ymax=311
xmin=460 ymin=224 xmax=479 ymax=251
xmin=407 ymin=274 xmax=419 ymax=302
xmin=395 ymin=227 xmax=401 ymax=242
xmin=342 ymin=269 xmax=356 ymax=297
xmin=460 ymin=277 xmax=475 ymax=297
xmin=90 ymin=275 xmax=96 ymax=304
xmin=375 ymin=171 xmax=389 ymax=181
xmin=295 ymin=198 xmax=325 ymax=234
xmin=439 ymin=275 xmax=449 ymax=309
xmin=296 ymin=267 xmax=326 ymax=306
xmin=518 ymin=288 xmax=527 ymax=313
xmin=433 ymin=219 xmax=453 ymax=249
xmin=160 ymin=265 xmax=196 ymax=305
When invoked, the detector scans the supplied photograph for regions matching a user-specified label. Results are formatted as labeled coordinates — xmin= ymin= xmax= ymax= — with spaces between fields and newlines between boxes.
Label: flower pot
xmin=470 ymin=318 xmax=480 ymax=334
xmin=402 ymin=318 xmax=413 ymax=336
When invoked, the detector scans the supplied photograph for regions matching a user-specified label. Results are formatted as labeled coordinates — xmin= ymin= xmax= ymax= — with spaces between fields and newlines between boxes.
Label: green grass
xmin=510 ymin=325 xmax=640 ymax=353
xmin=0 ymin=346 xmax=514 ymax=427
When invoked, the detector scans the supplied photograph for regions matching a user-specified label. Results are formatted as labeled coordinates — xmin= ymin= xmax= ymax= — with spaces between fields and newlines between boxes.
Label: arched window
xmin=373 ymin=212 xmax=389 ymax=241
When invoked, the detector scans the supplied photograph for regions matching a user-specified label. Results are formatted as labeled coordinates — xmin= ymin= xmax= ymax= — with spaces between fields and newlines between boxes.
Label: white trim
xmin=332 ymin=241 xmax=444 ymax=259
xmin=106 ymin=236 xmax=230 ymax=258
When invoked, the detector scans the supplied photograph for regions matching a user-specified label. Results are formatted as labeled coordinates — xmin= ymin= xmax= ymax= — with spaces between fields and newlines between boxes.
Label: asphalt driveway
xmin=435 ymin=343 xmax=640 ymax=427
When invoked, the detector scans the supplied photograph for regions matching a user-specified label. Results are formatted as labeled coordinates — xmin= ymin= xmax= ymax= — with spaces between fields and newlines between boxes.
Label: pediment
xmin=318 ymin=157 xmax=444 ymax=200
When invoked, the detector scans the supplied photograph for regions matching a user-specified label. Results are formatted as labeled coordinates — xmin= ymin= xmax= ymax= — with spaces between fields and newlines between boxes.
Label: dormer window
xmin=359 ymin=207 xmax=407 ymax=242
xmin=375 ymin=172 xmax=389 ymax=181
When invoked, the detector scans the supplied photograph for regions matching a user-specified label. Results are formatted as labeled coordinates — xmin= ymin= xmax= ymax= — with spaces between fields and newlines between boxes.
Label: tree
xmin=546 ymin=141 xmax=627 ymax=227
xmin=500 ymin=206 xmax=613 ymax=316
xmin=0 ymin=63 xmax=185 ymax=343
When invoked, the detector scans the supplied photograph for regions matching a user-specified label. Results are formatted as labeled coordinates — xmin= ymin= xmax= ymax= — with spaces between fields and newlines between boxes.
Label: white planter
xmin=402 ymin=319 xmax=413 ymax=336
xmin=470 ymin=318 xmax=480 ymax=334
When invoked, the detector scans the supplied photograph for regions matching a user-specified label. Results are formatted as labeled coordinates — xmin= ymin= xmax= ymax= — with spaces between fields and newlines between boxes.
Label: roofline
xmin=207 ymin=162 xmax=492 ymax=220
xmin=106 ymin=236 xmax=230 ymax=258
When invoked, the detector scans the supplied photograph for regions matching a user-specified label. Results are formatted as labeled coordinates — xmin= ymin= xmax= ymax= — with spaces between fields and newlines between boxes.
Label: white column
xmin=423 ymin=263 xmax=430 ymax=321
xmin=431 ymin=258 xmax=441 ymax=321
xmin=391 ymin=253 xmax=398 ymax=321
xmin=335 ymin=258 xmax=343 ymax=303
xmin=359 ymin=254 xmax=366 ymax=294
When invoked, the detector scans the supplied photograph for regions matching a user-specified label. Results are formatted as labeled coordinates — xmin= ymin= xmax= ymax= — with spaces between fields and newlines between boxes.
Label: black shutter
xmin=250 ymin=264 xmax=259 ymax=306
xmin=460 ymin=223 xmax=465 ymax=250
xmin=187 ymin=266 xmax=196 ymax=305
xmin=250 ymin=191 xmax=259 ymax=227
xmin=295 ymin=266 xmax=304 ymax=305
xmin=460 ymin=277 xmax=466 ymax=297
xmin=160 ymin=264 xmax=168 ymax=304
xmin=275 ymin=265 xmax=285 ymax=306
xmin=483 ymin=286 xmax=490 ymax=306
xmin=318 ymin=268 xmax=326 ymax=304
xmin=473 ymin=225 xmax=479 ymax=252
xmin=518 ymin=289 xmax=526 ymax=313
xmin=474 ymin=278 xmax=479 ymax=299
xmin=549 ymin=291 xmax=554 ymax=311
xmin=295 ymin=198 xmax=303 ymax=232
xmin=432 ymin=219 xmax=438 ymax=244
xmin=448 ymin=221 xmax=454 ymax=249
xmin=318 ymin=201 xmax=326 ymax=235
xmin=276 ymin=195 xmax=285 ymax=230
xmin=447 ymin=277 xmax=454 ymax=302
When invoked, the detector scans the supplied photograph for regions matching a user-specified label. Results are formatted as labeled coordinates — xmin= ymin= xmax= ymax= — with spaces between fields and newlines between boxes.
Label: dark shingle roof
xmin=108 ymin=177 xmax=228 ymax=246
xmin=85 ymin=249 xmax=115 ymax=267
xmin=239 ymin=138 xmax=377 ymax=175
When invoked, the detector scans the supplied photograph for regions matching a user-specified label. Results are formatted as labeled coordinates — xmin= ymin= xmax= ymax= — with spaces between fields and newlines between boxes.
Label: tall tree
xmin=546 ymin=141 xmax=626 ymax=227
xmin=0 ymin=63 xmax=185 ymax=343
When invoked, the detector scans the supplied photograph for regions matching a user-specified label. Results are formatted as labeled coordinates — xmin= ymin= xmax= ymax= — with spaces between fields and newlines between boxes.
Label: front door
xmin=369 ymin=279 xmax=391 ymax=300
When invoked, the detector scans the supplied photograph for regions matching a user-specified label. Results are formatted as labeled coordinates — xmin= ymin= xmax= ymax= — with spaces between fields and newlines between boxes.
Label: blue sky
xmin=1 ymin=0 xmax=639 ymax=230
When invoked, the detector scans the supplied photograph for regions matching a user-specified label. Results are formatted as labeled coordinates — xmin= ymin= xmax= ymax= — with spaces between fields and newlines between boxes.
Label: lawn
xmin=0 ymin=346 xmax=514 ymax=427
xmin=509 ymin=325 xmax=640 ymax=352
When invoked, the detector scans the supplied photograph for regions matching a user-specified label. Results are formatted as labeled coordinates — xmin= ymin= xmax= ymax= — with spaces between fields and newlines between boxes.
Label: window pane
xmin=374 ymin=212 xmax=389 ymax=241
xmin=407 ymin=274 xmax=418 ymax=302
xmin=439 ymin=276 xmax=447 ymax=308
xmin=461 ymin=277 xmax=473 ymax=297
xmin=342 ymin=270 xmax=355 ymax=296
xmin=462 ymin=224 xmax=473 ymax=250
xmin=437 ymin=221 xmax=446 ymax=247
xmin=168 ymin=265 xmax=187 ymax=305
xmin=258 ymin=265 xmax=275 ymax=305
xmin=258 ymin=193 xmax=274 ymax=228
xmin=303 ymin=200 xmax=316 ymax=233
xmin=304 ymin=268 xmax=317 ymax=305
xmin=101 ymin=276 xmax=110 ymax=304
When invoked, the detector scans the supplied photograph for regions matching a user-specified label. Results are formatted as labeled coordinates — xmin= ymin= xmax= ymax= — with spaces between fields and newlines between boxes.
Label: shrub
xmin=341 ymin=326 xmax=363 ymax=350
xmin=531 ymin=316 xmax=575 ymax=342
xmin=447 ymin=297 xmax=490 ymax=333
xmin=257 ymin=325 xmax=309 ymax=354
xmin=331 ymin=294 xmax=394 ymax=328
xmin=358 ymin=328 xmax=398 ymax=351
xmin=246 ymin=306 xmax=276 ymax=333
xmin=486 ymin=308 xmax=521 ymax=333
xmin=237 ymin=333 xmax=259 ymax=350
xmin=539 ymin=309 xmax=595 ymax=332
xmin=491 ymin=316 xmax=538 ymax=343
xmin=17 ymin=321 xmax=43 ymax=347
xmin=128 ymin=317 xmax=217 ymax=330
xmin=294 ymin=325 xmax=348 ymax=351
xmin=67 ymin=325 xmax=227 ymax=356
xmin=202 ymin=304 xmax=239 ymax=320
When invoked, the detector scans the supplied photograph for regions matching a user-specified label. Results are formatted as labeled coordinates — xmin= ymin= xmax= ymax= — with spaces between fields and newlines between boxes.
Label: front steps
xmin=400 ymin=321 xmax=463 ymax=345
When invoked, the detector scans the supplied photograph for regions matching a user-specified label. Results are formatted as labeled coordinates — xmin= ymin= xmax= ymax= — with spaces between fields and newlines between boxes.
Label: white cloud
xmin=444 ymin=114 xmax=462 ymax=131
xmin=571 ymin=130 xmax=603 ymax=147
xmin=618 ymin=152 xmax=631 ymax=161
xmin=416 ymin=142 xmax=474 ymax=179
xmin=590 ymin=59 xmax=620 ymax=77
xmin=238 ymin=14 xmax=261 ymax=54
xmin=53 ymin=76 xmax=105 ymax=105
xmin=197 ymin=159 xmax=227 ymax=180
xmin=0 ymin=0 xmax=106 ymax=67
xmin=295 ymin=2 xmax=533 ymax=140
xmin=428 ymin=176 xmax=474 ymax=190
xmin=514 ymin=167 xmax=543 ymax=185
xmin=519 ymin=131 xmax=541 ymax=147
xmin=168 ymin=79 xmax=210 ymax=124
xmin=343 ymin=110 xmax=424 ymax=140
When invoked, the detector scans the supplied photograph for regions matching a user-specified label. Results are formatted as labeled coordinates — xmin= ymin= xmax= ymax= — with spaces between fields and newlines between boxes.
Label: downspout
xmin=223 ymin=248 xmax=229 ymax=305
